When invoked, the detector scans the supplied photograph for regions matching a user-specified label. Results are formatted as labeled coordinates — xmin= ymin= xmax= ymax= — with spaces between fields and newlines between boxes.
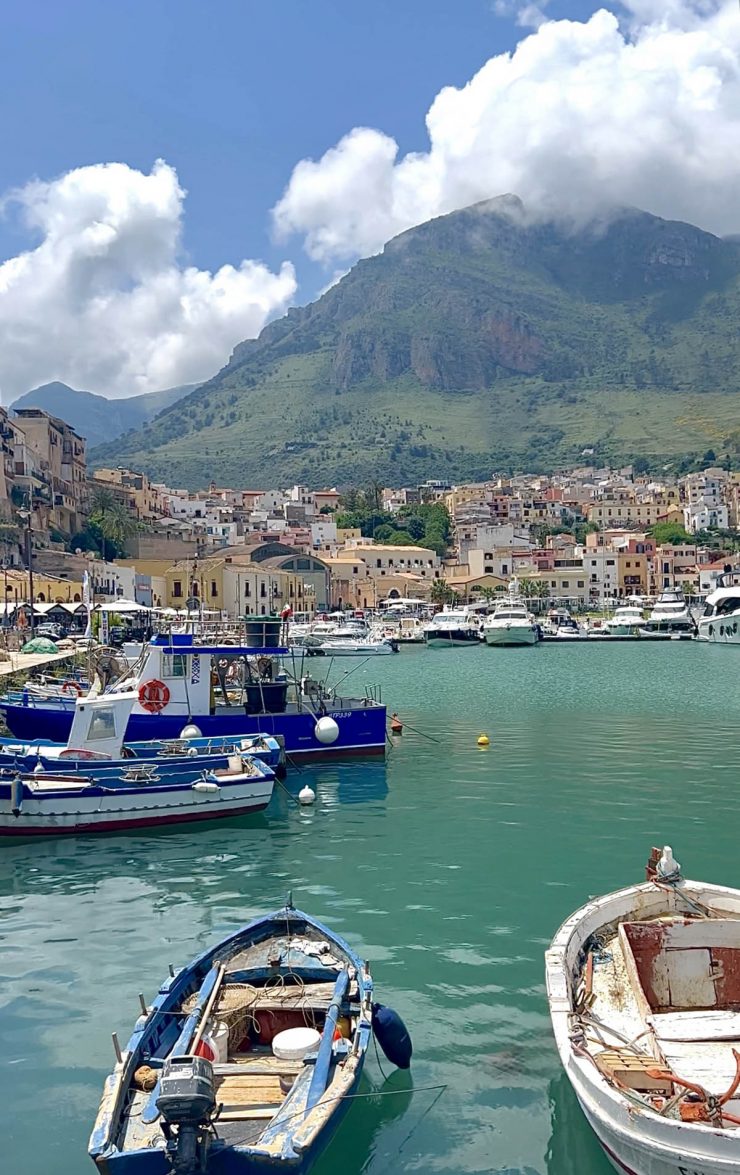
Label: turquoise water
xmin=2 ymin=641 xmax=740 ymax=1174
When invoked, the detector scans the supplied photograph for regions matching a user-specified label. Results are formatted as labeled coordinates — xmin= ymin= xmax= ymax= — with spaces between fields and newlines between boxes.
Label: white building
xmin=683 ymin=503 xmax=729 ymax=534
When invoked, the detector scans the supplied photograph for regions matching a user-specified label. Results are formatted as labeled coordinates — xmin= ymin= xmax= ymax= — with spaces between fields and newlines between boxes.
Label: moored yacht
xmin=640 ymin=589 xmax=696 ymax=638
xmin=482 ymin=598 xmax=539 ymax=647
xmin=697 ymin=569 xmax=740 ymax=644
xmin=604 ymin=603 xmax=645 ymax=637
xmin=423 ymin=606 xmax=481 ymax=647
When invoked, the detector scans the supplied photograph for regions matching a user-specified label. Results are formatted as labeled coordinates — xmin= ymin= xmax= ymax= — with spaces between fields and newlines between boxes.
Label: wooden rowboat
xmin=89 ymin=899 xmax=410 ymax=1173
xmin=546 ymin=846 xmax=740 ymax=1175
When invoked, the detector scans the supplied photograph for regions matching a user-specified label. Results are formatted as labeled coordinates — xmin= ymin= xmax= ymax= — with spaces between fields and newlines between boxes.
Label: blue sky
xmin=2 ymin=0 xmax=589 ymax=295
xmin=1 ymin=0 xmax=735 ymax=399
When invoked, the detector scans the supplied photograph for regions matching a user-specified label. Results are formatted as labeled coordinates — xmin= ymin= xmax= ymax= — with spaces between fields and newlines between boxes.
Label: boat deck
xmin=588 ymin=924 xmax=740 ymax=1117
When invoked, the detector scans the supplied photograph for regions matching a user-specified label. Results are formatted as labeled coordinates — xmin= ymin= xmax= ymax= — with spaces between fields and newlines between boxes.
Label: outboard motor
xmin=156 ymin=1055 xmax=216 ymax=1174
xmin=372 ymin=1003 xmax=413 ymax=1069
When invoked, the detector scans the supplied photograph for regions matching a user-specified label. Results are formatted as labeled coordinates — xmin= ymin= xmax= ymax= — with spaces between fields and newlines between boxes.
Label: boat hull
xmin=0 ymin=702 xmax=387 ymax=759
xmin=483 ymin=626 xmax=538 ymax=646
xmin=425 ymin=630 xmax=480 ymax=647
xmin=0 ymin=773 xmax=274 ymax=836
xmin=697 ymin=617 xmax=740 ymax=644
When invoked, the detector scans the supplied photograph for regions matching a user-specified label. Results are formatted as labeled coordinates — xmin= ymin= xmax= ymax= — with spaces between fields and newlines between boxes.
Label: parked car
xmin=35 ymin=622 xmax=64 ymax=639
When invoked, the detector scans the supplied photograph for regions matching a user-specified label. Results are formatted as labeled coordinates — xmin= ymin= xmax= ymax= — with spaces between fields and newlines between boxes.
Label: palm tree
xmin=519 ymin=577 xmax=549 ymax=613
xmin=88 ymin=485 xmax=139 ymax=559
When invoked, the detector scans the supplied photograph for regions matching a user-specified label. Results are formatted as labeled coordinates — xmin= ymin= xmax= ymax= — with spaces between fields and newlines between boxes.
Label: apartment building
xmin=13 ymin=408 xmax=87 ymax=534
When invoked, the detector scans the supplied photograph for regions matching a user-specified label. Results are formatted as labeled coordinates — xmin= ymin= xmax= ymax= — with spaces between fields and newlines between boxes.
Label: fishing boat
xmin=0 ymin=740 xmax=275 ymax=837
xmin=697 ymin=570 xmax=740 ymax=645
xmin=89 ymin=899 xmax=411 ymax=1173
xmin=482 ymin=593 xmax=539 ymax=647
xmin=0 ymin=633 xmax=387 ymax=760
xmin=546 ymin=844 xmax=740 ymax=1175
xmin=423 ymin=606 xmax=481 ymax=647
xmin=0 ymin=688 xmax=284 ymax=775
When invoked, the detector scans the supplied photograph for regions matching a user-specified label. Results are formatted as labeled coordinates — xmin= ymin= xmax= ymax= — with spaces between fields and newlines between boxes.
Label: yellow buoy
xmin=477 ymin=734 xmax=490 ymax=746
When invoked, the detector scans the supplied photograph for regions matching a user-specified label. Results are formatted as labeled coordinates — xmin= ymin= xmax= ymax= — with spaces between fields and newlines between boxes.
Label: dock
xmin=0 ymin=649 xmax=79 ymax=678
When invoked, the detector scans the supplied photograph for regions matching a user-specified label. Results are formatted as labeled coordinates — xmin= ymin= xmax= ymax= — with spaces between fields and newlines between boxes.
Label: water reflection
xmin=546 ymin=1073 xmax=611 ymax=1174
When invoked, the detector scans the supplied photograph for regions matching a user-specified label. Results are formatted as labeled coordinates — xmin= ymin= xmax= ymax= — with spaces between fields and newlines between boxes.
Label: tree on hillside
xmin=648 ymin=521 xmax=693 ymax=545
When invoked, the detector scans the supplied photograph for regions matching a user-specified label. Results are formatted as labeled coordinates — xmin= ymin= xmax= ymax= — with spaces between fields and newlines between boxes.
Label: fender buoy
xmin=138 ymin=679 xmax=170 ymax=713
xmin=62 ymin=680 xmax=82 ymax=696
xmin=372 ymin=1003 xmax=412 ymax=1069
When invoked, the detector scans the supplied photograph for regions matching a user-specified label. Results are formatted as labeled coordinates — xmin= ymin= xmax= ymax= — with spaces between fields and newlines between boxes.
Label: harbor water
xmin=2 ymin=640 xmax=740 ymax=1174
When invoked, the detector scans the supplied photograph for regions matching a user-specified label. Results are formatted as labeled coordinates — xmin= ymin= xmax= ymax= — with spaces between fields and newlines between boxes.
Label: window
xmin=606 ymin=559 xmax=615 ymax=566
xmin=162 ymin=653 xmax=187 ymax=678
xmin=210 ymin=580 xmax=218 ymax=598
xmin=353 ymin=566 xmax=358 ymax=575
xmin=376 ymin=559 xmax=381 ymax=568
xmin=484 ymin=565 xmax=493 ymax=573
xmin=561 ymin=580 xmax=568 ymax=588
xmin=173 ymin=580 xmax=183 ymax=598
xmin=577 ymin=581 xmax=584 ymax=588
xmin=260 ymin=583 xmax=266 ymax=598
xmin=551 ymin=580 xmax=556 ymax=588
xmin=244 ymin=583 xmax=251 ymax=597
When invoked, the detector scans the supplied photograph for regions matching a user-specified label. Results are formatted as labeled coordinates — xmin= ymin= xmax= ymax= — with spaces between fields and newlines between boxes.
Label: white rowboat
xmin=546 ymin=846 xmax=740 ymax=1175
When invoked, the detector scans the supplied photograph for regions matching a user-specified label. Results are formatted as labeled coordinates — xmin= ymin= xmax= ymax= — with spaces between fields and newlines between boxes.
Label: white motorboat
xmin=697 ymin=572 xmax=740 ymax=645
xmin=544 ymin=607 xmax=587 ymax=639
xmin=482 ymin=599 xmax=539 ymax=647
xmin=546 ymin=845 xmax=740 ymax=1175
xmin=302 ymin=636 xmax=397 ymax=656
xmin=641 ymin=590 xmax=695 ymax=638
xmin=604 ymin=604 xmax=645 ymax=637
xmin=423 ymin=607 xmax=481 ymax=648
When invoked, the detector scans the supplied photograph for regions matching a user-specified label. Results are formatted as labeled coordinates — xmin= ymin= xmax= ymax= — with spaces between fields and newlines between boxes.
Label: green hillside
xmin=93 ymin=197 xmax=740 ymax=487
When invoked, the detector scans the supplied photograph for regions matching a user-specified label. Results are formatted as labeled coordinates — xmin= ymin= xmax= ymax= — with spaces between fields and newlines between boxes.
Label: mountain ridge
xmin=10 ymin=381 xmax=198 ymax=449
xmin=91 ymin=198 xmax=740 ymax=487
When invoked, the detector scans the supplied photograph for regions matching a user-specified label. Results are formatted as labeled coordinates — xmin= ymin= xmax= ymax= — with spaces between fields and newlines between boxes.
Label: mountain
xmin=91 ymin=197 xmax=740 ymax=487
xmin=10 ymin=380 xmax=198 ymax=449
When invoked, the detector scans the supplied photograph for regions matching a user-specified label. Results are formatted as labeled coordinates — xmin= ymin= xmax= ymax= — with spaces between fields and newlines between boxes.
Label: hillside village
xmin=0 ymin=402 xmax=736 ymax=622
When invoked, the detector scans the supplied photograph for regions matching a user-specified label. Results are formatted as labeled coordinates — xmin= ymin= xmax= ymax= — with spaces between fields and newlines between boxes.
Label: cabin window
xmin=161 ymin=653 xmax=187 ymax=678
xmin=88 ymin=707 xmax=116 ymax=740
xmin=173 ymin=580 xmax=183 ymax=598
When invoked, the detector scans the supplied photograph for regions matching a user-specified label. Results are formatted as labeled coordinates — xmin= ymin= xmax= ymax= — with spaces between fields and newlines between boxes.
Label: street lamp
xmin=17 ymin=501 xmax=35 ymax=636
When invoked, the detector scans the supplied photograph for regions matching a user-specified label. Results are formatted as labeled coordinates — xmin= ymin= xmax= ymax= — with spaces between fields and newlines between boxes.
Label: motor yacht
xmin=604 ymin=604 xmax=645 ymax=637
xmin=640 ymin=590 xmax=695 ymax=638
xmin=482 ymin=598 xmax=539 ymax=647
xmin=423 ymin=606 xmax=481 ymax=647
xmin=697 ymin=569 xmax=740 ymax=644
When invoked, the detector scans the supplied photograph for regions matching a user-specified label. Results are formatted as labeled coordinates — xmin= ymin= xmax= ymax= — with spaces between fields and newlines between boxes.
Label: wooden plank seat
xmin=213 ymin=980 xmax=359 ymax=1014
xmin=213 ymin=1058 xmax=306 ymax=1077
xmin=215 ymin=1074 xmax=287 ymax=1122
xmin=649 ymin=1010 xmax=740 ymax=1042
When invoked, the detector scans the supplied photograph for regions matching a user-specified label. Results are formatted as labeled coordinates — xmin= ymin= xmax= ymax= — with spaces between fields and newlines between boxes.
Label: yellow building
xmin=1 ymin=568 xmax=84 ymax=604
xmin=616 ymin=551 xmax=648 ymax=596
xmin=587 ymin=500 xmax=660 ymax=528
xmin=163 ymin=557 xmax=310 ymax=617
xmin=92 ymin=467 xmax=165 ymax=520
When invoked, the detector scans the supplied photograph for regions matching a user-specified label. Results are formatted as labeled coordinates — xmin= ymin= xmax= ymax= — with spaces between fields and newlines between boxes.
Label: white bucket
xmin=227 ymin=754 xmax=242 ymax=774
xmin=272 ymin=1026 xmax=320 ymax=1061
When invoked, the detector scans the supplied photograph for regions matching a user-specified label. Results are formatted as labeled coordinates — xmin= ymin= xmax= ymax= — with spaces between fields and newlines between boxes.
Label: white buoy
xmin=180 ymin=724 xmax=203 ymax=739
xmin=299 ymin=785 xmax=316 ymax=805
xmin=314 ymin=716 xmax=339 ymax=745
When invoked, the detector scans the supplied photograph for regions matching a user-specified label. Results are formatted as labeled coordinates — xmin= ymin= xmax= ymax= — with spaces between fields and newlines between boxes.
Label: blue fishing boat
xmin=0 ymin=634 xmax=387 ymax=759
xmin=89 ymin=900 xmax=411 ymax=1173
xmin=0 ymin=690 xmax=284 ymax=776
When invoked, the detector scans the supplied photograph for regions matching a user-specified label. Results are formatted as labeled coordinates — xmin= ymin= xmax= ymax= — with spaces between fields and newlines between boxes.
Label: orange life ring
xmin=138 ymin=679 xmax=170 ymax=713
xmin=62 ymin=680 xmax=83 ymax=696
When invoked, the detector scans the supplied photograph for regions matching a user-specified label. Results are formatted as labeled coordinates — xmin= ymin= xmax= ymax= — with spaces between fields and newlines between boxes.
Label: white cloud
xmin=273 ymin=0 xmax=740 ymax=265
xmin=0 ymin=160 xmax=296 ymax=401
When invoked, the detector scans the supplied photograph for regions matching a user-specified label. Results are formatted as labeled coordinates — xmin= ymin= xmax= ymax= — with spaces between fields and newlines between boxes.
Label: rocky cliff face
xmin=93 ymin=198 xmax=740 ymax=488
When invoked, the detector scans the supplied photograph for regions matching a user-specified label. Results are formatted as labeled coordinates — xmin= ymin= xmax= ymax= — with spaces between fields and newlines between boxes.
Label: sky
xmin=1 ymin=0 xmax=739 ymax=401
